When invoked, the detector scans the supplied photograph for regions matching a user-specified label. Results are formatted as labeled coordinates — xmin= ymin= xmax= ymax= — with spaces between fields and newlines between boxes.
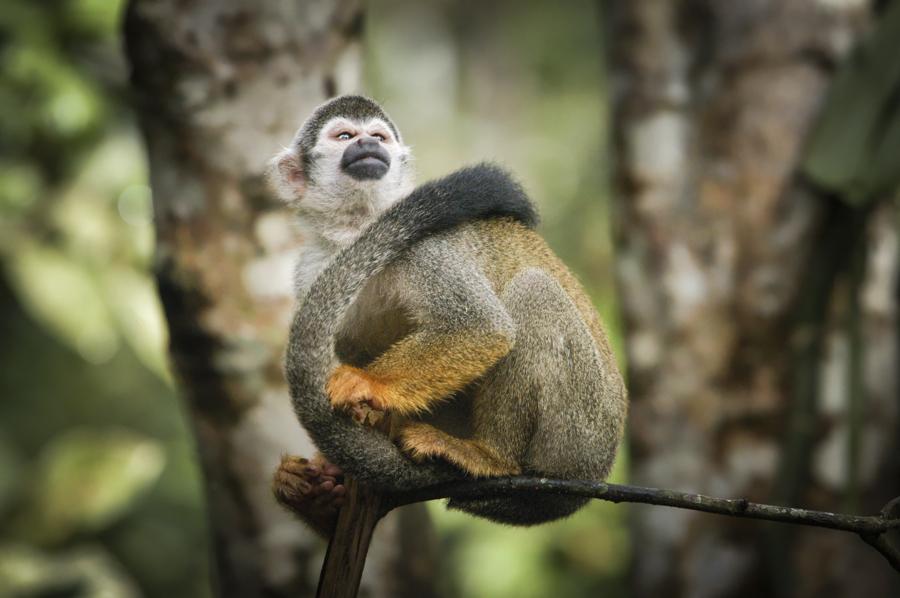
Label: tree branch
xmin=385 ymin=477 xmax=900 ymax=571
xmin=317 ymin=415 xmax=395 ymax=598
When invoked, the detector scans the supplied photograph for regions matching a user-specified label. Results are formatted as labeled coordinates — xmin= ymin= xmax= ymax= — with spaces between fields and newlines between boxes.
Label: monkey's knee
xmin=500 ymin=267 xmax=574 ymax=320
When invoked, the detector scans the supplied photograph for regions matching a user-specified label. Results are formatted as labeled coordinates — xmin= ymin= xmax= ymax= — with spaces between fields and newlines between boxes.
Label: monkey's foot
xmin=398 ymin=422 xmax=521 ymax=478
xmin=272 ymin=454 xmax=345 ymax=538
xmin=326 ymin=365 xmax=388 ymax=425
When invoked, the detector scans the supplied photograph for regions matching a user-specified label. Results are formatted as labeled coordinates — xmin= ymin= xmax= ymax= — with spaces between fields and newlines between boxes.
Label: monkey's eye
xmin=336 ymin=132 xmax=353 ymax=141
xmin=372 ymin=133 xmax=386 ymax=142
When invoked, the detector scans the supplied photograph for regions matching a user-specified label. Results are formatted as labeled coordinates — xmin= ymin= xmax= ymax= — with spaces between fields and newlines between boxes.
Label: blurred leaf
xmin=75 ymin=132 xmax=148 ymax=196
xmin=4 ymin=40 xmax=103 ymax=139
xmin=0 ymin=161 xmax=42 ymax=221
xmin=802 ymin=1 xmax=900 ymax=204
xmin=0 ymin=543 xmax=139 ymax=598
xmin=6 ymin=242 xmax=120 ymax=364
xmin=52 ymin=190 xmax=119 ymax=262
xmin=0 ymin=543 xmax=76 ymax=597
xmin=0 ymin=435 xmax=25 ymax=516
xmin=104 ymin=266 xmax=170 ymax=381
xmin=24 ymin=428 xmax=165 ymax=543
xmin=64 ymin=0 xmax=127 ymax=39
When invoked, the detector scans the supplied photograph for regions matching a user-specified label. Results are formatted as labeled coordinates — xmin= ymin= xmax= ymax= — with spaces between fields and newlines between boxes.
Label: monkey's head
xmin=269 ymin=95 xmax=415 ymax=245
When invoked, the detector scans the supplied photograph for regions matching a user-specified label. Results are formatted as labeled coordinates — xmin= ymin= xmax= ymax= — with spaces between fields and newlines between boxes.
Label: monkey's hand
xmin=326 ymin=364 xmax=389 ymax=425
xmin=272 ymin=454 xmax=345 ymax=538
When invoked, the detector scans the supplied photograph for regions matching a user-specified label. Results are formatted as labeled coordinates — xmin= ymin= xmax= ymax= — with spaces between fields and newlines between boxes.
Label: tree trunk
xmin=124 ymin=2 xmax=436 ymax=596
xmin=608 ymin=1 xmax=899 ymax=596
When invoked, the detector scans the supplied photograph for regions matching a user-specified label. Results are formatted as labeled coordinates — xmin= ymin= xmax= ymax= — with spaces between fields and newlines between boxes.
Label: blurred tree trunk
xmin=608 ymin=1 xmax=899 ymax=597
xmin=124 ymin=2 xmax=437 ymax=597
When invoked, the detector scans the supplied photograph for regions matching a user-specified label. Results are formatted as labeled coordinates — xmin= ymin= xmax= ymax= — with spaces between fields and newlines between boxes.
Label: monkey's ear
xmin=267 ymin=147 xmax=306 ymax=205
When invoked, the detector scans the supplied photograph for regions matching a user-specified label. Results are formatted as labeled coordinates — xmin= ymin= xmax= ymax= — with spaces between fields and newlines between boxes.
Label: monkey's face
xmin=269 ymin=114 xmax=415 ymax=244
xmin=330 ymin=118 xmax=393 ymax=181
xmin=311 ymin=116 xmax=411 ymax=188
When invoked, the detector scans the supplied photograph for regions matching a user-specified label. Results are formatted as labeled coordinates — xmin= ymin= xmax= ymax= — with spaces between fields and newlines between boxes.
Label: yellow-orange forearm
xmin=329 ymin=331 xmax=512 ymax=416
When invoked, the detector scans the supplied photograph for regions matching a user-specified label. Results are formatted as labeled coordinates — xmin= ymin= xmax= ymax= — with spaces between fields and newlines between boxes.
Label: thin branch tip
xmin=386 ymin=476 xmax=899 ymax=572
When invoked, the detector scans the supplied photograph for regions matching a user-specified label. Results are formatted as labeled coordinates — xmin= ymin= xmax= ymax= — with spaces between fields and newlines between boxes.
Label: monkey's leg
xmin=272 ymin=454 xmax=346 ymax=538
xmin=449 ymin=268 xmax=605 ymax=525
xmin=397 ymin=421 xmax=520 ymax=478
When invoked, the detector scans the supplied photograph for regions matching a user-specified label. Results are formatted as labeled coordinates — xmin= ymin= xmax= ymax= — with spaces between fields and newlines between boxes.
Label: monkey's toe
xmin=397 ymin=422 xmax=449 ymax=463
xmin=398 ymin=423 xmax=521 ymax=477
xmin=273 ymin=454 xmax=345 ymax=536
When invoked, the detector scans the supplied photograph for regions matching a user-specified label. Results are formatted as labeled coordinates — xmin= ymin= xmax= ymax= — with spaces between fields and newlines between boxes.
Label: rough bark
xmin=608 ymin=1 xmax=899 ymax=596
xmin=124 ymin=2 xmax=435 ymax=596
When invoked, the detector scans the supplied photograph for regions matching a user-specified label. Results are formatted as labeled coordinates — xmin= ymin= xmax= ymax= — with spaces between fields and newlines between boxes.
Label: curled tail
xmin=285 ymin=164 xmax=537 ymax=492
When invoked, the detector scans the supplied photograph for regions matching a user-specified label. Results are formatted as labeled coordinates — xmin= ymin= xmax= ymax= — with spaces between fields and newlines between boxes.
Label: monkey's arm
xmin=327 ymin=238 xmax=515 ymax=416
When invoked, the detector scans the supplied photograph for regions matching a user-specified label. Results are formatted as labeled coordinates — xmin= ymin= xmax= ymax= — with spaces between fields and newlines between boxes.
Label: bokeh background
xmin=1 ymin=1 xmax=624 ymax=596
xmin=0 ymin=0 xmax=900 ymax=598
xmin=0 ymin=1 xmax=207 ymax=595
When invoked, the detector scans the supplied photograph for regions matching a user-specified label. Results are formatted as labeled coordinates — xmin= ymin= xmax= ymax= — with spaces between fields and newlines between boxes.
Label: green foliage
xmin=0 ymin=295 xmax=210 ymax=596
xmin=801 ymin=0 xmax=900 ymax=205
xmin=0 ymin=0 xmax=209 ymax=596
xmin=0 ymin=438 xmax=25 ymax=517
xmin=0 ymin=544 xmax=140 ymax=598
xmin=21 ymin=428 xmax=165 ymax=544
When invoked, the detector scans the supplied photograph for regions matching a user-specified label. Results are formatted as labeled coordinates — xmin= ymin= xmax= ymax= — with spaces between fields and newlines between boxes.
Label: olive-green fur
xmin=304 ymin=218 xmax=628 ymax=525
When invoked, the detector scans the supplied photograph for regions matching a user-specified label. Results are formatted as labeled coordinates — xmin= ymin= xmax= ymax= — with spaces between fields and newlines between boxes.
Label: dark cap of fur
xmin=295 ymin=95 xmax=401 ymax=155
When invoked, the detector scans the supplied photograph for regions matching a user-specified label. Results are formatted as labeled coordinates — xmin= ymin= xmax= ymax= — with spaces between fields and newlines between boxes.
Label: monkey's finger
xmin=348 ymin=403 xmax=374 ymax=424
xmin=279 ymin=455 xmax=309 ymax=468
xmin=293 ymin=479 xmax=314 ymax=494
xmin=364 ymin=406 xmax=385 ymax=425
xmin=311 ymin=453 xmax=331 ymax=467
xmin=278 ymin=455 xmax=309 ymax=470
xmin=318 ymin=475 xmax=338 ymax=487
xmin=322 ymin=463 xmax=343 ymax=477
xmin=276 ymin=465 xmax=314 ymax=487
xmin=273 ymin=480 xmax=312 ymax=505
xmin=274 ymin=468 xmax=307 ymax=489
xmin=276 ymin=467 xmax=305 ymax=482
xmin=280 ymin=463 xmax=312 ymax=478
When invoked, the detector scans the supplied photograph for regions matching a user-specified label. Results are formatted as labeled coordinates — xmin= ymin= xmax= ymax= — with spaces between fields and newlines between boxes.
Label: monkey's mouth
xmin=341 ymin=146 xmax=391 ymax=181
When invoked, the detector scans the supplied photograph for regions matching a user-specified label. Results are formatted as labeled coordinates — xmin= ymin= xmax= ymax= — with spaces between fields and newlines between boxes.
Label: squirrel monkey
xmin=269 ymin=95 xmax=627 ymax=536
